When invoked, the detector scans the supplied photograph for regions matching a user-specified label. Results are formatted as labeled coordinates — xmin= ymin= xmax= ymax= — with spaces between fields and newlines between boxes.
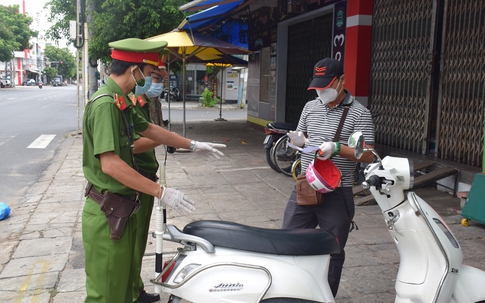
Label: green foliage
xmin=201 ymin=88 xmax=218 ymax=107
xmin=43 ymin=67 xmax=58 ymax=82
xmin=43 ymin=0 xmax=76 ymax=44
xmin=44 ymin=0 xmax=189 ymax=63
xmin=90 ymin=0 xmax=188 ymax=62
xmin=0 ymin=5 xmax=38 ymax=62
xmin=44 ymin=45 xmax=76 ymax=79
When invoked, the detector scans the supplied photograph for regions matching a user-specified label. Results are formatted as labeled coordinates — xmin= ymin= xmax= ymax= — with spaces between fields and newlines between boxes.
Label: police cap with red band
xmin=109 ymin=38 xmax=168 ymax=67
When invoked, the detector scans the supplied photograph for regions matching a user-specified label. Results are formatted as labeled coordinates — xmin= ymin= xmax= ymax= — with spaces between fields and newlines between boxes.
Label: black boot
xmin=137 ymin=290 xmax=160 ymax=303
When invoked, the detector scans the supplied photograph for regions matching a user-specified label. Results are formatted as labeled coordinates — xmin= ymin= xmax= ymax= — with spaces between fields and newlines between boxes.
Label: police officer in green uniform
xmin=130 ymin=67 xmax=167 ymax=303
xmin=82 ymin=38 xmax=226 ymax=303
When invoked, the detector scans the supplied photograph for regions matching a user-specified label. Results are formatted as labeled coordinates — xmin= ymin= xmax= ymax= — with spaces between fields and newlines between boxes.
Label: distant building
xmin=12 ymin=38 xmax=47 ymax=86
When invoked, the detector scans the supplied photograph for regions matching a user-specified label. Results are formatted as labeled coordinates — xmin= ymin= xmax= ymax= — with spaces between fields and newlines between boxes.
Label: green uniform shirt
xmin=131 ymin=94 xmax=159 ymax=175
xmin=82 ymin=77 xmax=149 ymax=196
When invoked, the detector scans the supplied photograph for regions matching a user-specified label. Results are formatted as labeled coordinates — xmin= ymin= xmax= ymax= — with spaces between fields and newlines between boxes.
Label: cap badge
xmin=315 ymin=66 xmax=326 ymax=76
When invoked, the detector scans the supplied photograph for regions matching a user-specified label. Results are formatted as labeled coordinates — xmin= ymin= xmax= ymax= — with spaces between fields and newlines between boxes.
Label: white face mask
xmin=316 ymin=80 xmax=341 ymax=104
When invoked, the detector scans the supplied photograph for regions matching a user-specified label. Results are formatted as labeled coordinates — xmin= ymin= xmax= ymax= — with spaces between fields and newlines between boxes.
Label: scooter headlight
xmin=381 ymin=157 xmax=413 ymax=190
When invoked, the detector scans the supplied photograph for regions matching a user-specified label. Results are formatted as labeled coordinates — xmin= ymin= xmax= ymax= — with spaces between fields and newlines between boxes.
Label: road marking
xmin=16 ymin=260 xmax=49 ymax=303
xmin=27 ymin=134 xmax=56 ymax=149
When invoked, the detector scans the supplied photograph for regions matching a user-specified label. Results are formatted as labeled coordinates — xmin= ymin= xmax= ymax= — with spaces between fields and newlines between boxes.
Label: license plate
xmin=263 ymin=135 xmax=271 ymax=145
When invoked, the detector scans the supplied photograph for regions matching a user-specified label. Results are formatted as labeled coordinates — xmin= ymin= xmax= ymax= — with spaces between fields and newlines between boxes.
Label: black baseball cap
xmin=308 ymin=58 xmax=344 ymax=90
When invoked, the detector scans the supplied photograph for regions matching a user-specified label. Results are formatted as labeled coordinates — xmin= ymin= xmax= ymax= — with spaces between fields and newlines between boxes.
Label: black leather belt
xmin=84 ymin=182 xmax=138 ymax=204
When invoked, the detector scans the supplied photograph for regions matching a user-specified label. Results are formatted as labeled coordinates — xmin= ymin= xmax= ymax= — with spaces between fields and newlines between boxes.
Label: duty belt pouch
xmin=100 ymin=192 xmax=141 ymax=241
xmin=295 ymin=174 xmax=323 ymax=206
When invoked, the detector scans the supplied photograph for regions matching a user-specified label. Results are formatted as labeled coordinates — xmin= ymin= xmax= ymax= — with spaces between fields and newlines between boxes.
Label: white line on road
xmin=27 ymin=134 xmax=56 ymax=149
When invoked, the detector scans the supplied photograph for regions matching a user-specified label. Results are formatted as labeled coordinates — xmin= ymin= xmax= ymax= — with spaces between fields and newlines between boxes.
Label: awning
xmin=178 ymin=0 xmax=248 ymax=49
xmin=180 ymin=0 xmax=242 ymax=12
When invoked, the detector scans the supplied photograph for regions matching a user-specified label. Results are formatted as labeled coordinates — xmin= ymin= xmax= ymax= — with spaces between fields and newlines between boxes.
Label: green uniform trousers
xmin=132 ymin=192 xmax=155 ymax=302
xmin=82 ymin=197 xmax=137 ymax=303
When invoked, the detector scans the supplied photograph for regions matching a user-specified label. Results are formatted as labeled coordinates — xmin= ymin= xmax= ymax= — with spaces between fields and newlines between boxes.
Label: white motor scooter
xmin=348 ymin=132 xmax=485 ymax=303
xmin=151 ymin=133 xmax=485 ymax=303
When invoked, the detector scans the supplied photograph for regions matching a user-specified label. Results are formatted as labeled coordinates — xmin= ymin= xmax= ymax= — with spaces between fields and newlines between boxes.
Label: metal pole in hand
xmin=153 ymin=156 xmax=167 ymax=293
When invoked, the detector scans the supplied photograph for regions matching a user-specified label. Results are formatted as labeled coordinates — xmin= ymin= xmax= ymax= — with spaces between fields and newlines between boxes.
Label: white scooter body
xmin=155 ymin=223 xmax=337 ymax=303
xmin=366 ymin=156 xmax=485 ymax=303
xmin=162 ymin=244 xmax=333 ymax=302
xmin=152 ymin=136 xmax=485 ymax=303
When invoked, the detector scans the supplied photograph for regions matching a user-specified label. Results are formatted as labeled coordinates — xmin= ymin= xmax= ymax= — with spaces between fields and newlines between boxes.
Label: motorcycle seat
xmin=267 ymin=122 xmax=298 ymax=131
xmin=183 ymin=220 xmax=340 ymax=255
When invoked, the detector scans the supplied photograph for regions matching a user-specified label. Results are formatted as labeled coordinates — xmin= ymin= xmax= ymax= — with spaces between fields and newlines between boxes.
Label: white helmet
xmin=306 ymin=158 xmax=342 ymax=193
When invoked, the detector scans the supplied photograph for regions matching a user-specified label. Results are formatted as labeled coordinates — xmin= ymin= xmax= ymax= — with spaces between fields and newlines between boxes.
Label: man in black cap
xmin=82 ymin=38 xmax=226 ymax=303
xmin=284 ymin=57 xmax=375 ymax=297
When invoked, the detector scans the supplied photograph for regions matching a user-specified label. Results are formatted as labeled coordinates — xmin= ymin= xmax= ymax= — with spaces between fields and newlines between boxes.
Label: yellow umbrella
xmin=146 ymin=30 xmax=248 ymax=61
xmin=146 ymin=30 xmax=250 ymax=136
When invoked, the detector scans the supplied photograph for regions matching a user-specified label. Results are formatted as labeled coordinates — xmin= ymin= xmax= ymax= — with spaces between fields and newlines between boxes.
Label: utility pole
xmin=71 ymin=0 xmax=87 ymax=134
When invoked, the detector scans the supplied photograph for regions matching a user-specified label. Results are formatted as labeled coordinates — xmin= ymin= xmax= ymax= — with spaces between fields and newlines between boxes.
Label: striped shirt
xmin=297 ymin=90 xmax=375 ymax=187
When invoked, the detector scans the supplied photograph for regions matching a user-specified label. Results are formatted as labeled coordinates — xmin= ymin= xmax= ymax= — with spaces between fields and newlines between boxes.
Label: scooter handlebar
xmin=362 ymin=175 xmax=381 ymax=189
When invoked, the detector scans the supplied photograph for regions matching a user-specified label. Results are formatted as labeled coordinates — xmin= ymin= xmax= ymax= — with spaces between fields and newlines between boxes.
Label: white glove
xmin=160 ymin=186 xmax=196 ymax=215
xmin=287 ymin=131 xmax=308 ymax=147
xmin=318 ymin=142 xmax=338 ymax=160
xmin=193 ymin=141 xmax=226 ymax=160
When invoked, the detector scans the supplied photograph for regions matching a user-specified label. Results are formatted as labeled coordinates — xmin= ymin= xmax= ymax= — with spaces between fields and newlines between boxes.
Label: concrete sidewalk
xmin=0 ymin=120 xmax=484 ymax=303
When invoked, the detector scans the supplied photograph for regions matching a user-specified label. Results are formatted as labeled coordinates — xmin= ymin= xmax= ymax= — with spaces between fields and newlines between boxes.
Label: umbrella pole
xmin=182 ymin=55 xmax=186 ymax=137
xmin=215 ymin=67 xmax=226 ymax=121
xmin=167 ymin=59 xmax=171 ymax=132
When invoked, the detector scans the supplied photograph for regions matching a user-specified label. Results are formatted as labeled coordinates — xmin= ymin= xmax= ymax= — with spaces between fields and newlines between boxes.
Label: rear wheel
xmin=272 ymin=135 xmax=297 ymax=177
xmin=266 ymin=146 xmax=281 ymax=173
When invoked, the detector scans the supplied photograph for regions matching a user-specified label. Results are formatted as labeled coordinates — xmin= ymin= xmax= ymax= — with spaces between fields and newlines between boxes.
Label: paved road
xmin=162 ymin=101 xmax=247 ymax=122
xmin=0 ymin=85 xmax=77 ymax=207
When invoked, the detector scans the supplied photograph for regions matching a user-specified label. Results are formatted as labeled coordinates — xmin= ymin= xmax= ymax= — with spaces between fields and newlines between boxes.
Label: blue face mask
xmin=132 ymin=67 xmax=152 ymax=96
xmin=135 ymin=76 xmax=152 ymax=96
xmin=145 ymin=82 xmax=164 ymax=98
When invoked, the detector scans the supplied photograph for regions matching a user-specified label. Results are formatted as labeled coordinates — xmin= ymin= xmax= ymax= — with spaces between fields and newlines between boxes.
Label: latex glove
xmin=193 ymin=141 xmax=226 ymax=160
xmin=287 ymin=131 xmax=308 ymax=147
xmin=160 ymin=186 xmax=196 ymax=215
xmin=318 ymin=142 xmax=338 ymax=160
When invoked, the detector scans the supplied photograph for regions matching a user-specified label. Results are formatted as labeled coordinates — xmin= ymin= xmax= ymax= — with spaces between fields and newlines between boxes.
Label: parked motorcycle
xmin=348 ymin=132 xmax=485 ymax=303
xmin=38 ymin=81 xmax=43 ymax=89
xmin=149 ymin=131 xmax=485 ymax=303
xmin=162 ymin=86 xmax=181 ymax=102
xmin=153 ymin=220 xmax=339 ymax=303
xmin=263 ymin=122 xmax=296 ymax=173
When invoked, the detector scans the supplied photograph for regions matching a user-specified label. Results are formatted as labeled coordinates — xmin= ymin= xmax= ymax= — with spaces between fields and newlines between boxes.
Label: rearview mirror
xmin=348 ymin=132 xmax=365 ymax=159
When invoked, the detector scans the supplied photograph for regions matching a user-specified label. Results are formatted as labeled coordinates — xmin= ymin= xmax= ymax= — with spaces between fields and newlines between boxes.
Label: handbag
xmin=296 ymin=174 xmax=324 ymax=206
xmin=295 ymin=105 xmax=350 ymax=206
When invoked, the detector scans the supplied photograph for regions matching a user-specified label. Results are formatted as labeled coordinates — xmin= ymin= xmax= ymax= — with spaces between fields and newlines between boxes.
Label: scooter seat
xmin=183 ymin=220 xmax=340 ymax=256
xmin=267 ymin=122 xmax=298 ymax=131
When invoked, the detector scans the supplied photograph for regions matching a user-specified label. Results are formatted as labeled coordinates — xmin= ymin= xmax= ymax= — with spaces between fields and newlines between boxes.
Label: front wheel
xmin=272 ymin=135 xmax=297 ymax=177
